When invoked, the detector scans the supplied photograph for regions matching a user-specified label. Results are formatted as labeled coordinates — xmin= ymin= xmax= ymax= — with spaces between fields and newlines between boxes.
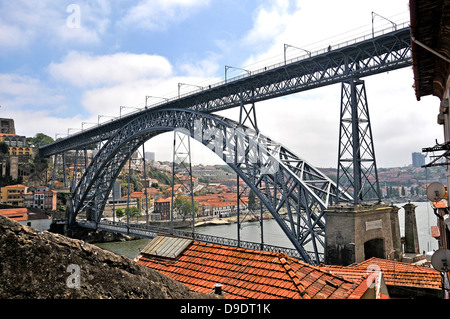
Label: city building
xmin=0 ymin=184 xmax=28 ymax=206
xmin=412 ymin=152 xmax=425 ymax=167
xmin=0 ymin=207 xmax=51 ymax=231
xmin=0 ymin=118 xmax=15 ymax=134
xmin=154 ymin=198 xmax=171 ymax=220
xmin=24 ymin=186 xmax=57 ymax=211
xmin=319 ymin=257 xmax=442 ymax=298
xmin=144 ymin=152 xmax=155 ymax=161
xmin=128 ymin=191 xmax=153 ymax=213
xmin=0 ymin=133 xmax=33 ymax=161
xmin=410 ymin=0 xmax=450 ymax=250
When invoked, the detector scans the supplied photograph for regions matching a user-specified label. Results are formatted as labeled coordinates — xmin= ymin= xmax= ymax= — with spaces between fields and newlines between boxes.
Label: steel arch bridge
xmin=69 ymin=108 xmax=351 ymax=264
xmin=40 ymin=23 xmax=413 ymax=265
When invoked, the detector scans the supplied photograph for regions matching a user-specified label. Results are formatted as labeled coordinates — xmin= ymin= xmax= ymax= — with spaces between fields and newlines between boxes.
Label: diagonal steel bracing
xmin=69 ymin=109 xmax=351 ymax=265
xmin=337 ymin=78 xmax=381 ymax=203
xmin=40 ymin=24 xmax=411 ymax=266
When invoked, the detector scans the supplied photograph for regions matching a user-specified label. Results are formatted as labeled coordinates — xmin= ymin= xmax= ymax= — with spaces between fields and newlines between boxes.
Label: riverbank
xmin=194 ymin=211 xmax=273 ymax=227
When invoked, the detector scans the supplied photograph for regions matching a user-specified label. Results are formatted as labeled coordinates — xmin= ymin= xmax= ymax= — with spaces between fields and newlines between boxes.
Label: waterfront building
xmin=0 ymin=184 xmax=28 ymax=206
xmin=0 ymin=207 xmax=51 ymax=231
xmin=154 ymin=198 xmax=171 ymax=220
xmin=23 ymin=186 xmax=57 ymax=211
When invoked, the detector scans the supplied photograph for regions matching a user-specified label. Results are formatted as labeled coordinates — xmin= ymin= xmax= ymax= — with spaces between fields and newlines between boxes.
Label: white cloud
xmin=118 ymin=0 xmax=210 ymax=31
xmin=177 ymin=52 xmax=222 ymax=78
xmin=0 ymin=22 xmax=30 ymax=50
xmin=48 ymin=52 xmax=173 ymax=88
xmin=6 ymin=108 xmax=83 ymax=140
xmin=228 ymin=0 xmax=439 ymax=168
xmin=0 ymin=73 xmax=64 ymax=109
xmin=0 ymin=0 xmax=111 ymax=51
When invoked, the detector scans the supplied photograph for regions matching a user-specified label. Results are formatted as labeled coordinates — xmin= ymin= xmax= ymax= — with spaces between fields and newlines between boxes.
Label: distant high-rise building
xmin=412 ymin=152 xmax=425 ymax=168
xmin=145 ymin=152 xmax=155 ymax=161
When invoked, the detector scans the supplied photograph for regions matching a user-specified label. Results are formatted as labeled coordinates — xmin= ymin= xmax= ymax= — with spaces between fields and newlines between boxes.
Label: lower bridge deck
xmin=72 ymin=219 xmax=315 ymax=261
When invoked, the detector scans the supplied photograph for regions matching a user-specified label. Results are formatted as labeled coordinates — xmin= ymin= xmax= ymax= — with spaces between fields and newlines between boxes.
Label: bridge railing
xmin=69 ymin=21 xmax=411 ymax=127
xmin=150 ymin=21 xmax=411 ymax=106
xmin=77 ymin=219 xmax=319 ymax=261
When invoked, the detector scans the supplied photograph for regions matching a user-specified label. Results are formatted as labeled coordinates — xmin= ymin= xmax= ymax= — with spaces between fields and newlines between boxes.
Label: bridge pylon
xmin=171 ymin=130 xmax=196 ymax=234
xmin=337 ymin=78 xmax=381 ymax=204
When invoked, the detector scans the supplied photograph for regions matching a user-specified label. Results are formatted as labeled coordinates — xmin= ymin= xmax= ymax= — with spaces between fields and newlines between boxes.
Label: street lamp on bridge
xmin=98 ymin=115 xmax=118 ymax=125
xmin=82 ymin=122 xmax=97 ymax=131
xmin=225 ymin=65 xmax=251 ymax=83
xmin=371 ymin=12 xmax=397 ymax=38
xmin=120 ymin=105 xmax=142 ymax=117
xmin=145 ymin=96 xmax=169 ymax=109
xmin=178 ymin=83 xmax=204 ymax=98
xmin=55 ymin=133 xmax=65 ymax=140
xmin=67 ymin=128 xmax=81 ymax=136
xmin=284 ymin=44 xmax=311 ymax=64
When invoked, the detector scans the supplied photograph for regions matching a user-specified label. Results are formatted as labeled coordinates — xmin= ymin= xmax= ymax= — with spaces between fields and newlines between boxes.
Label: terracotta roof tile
xmin=320 ymin=257 xmax=442 ymax=291
xmin=137 ymin=236 xmax=368 ymax=299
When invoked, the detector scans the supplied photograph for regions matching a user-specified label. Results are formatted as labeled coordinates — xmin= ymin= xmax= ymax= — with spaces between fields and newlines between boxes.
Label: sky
xmin=0 ymin=0 xmax=443 ymax=168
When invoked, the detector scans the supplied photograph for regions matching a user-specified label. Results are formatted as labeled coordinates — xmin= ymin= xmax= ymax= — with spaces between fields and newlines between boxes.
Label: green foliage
xmin=116 ymin=208 xmax=125 ymax=218
xmin=116 ymin=207 xmax=140 ymax=218
xmin=147 ymin=167 xmax=172 ymax=186
xmin=0 ymin=142 xmax=9 ymax=155
xmin=29 ymin=133 xmax=54 ymax=147
xmin=173 ymin=195 xmax=198 ymax=221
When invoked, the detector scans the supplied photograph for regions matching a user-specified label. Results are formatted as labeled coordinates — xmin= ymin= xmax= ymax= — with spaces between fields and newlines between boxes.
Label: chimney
xmin=214 ymin=283 xmax=223 ymax=295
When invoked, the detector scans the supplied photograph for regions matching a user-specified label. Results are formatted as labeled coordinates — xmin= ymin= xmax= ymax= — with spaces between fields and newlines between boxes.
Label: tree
xmin=126 ymin=206 xmax=141 ymax=218
xmin=174 ymin=195 xmax=198 ymax=221
xmin=29 ymin=133 xmax=54 ymax=148
xmin=116 ymin=208 xmax=125 ymax=218
xmin=0 ymin=142 xmax=8 ymax=155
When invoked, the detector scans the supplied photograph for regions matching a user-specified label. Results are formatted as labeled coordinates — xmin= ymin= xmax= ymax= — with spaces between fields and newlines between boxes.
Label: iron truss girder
xmin=69 ymin=108 xmax=351 ymax=265
xmin=337 ymin=79 xmax=381 ymax=203
xmin=40 ymin=26 xmax=412 ymax=158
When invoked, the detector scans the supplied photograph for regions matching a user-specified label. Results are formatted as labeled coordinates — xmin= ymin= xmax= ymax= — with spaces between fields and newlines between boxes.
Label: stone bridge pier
xmin=325 ymin=203 xmax=403 ymax=266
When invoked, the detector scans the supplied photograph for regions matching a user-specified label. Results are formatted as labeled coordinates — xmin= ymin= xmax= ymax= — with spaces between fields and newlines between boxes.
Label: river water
xmin=95 ymin=201 xmax=439 ymax=259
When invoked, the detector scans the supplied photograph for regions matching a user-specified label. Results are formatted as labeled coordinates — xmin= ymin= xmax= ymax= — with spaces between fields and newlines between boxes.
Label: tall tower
xmin=337 ymin=78 xmax=381 ymax=204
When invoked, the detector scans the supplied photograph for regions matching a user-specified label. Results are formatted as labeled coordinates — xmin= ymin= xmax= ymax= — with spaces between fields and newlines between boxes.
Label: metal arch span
xmin=70 ymin=108 xmax=351 ymax=265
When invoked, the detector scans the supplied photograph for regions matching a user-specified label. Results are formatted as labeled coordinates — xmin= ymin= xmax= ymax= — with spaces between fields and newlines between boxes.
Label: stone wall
xmin=325 ymin=203 xmax=402 ymax=266
xmin=0 ymin=214 xmax=214 ymax=299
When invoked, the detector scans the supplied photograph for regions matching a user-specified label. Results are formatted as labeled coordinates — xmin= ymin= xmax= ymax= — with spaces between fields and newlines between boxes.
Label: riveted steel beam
xmin=69 ymin=109 xmax=351 ymax=264
xmin=40 ymin=26 xmax=411 ymax=158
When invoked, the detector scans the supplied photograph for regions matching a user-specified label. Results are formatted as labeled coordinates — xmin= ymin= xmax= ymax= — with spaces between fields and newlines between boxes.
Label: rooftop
xmin=410 ymin=0 xmax=450 ymax=100
xmin=0 ymin=208 xmax=50 ymax=221
xmin=136 ymin=236 xmax=372 ymax=299
xmin=319 ymin=257 xmax=441 ymax=291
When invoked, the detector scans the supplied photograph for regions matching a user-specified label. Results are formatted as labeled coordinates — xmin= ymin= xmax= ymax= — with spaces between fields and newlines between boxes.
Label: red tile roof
xmin=155 ymin=198 xmax=171 ymax=203
xmin=0 ymin=208 xmax=29 ymax=221
xmin=320 ymin=257 xmax=441 ymax=291
xmin=433 ymin=200 xmax=447 ymax=209
xmin=136 ymin=237 xmax=369 ymax=299
xmin=0 ymin=208 xmax=50 ymax=221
